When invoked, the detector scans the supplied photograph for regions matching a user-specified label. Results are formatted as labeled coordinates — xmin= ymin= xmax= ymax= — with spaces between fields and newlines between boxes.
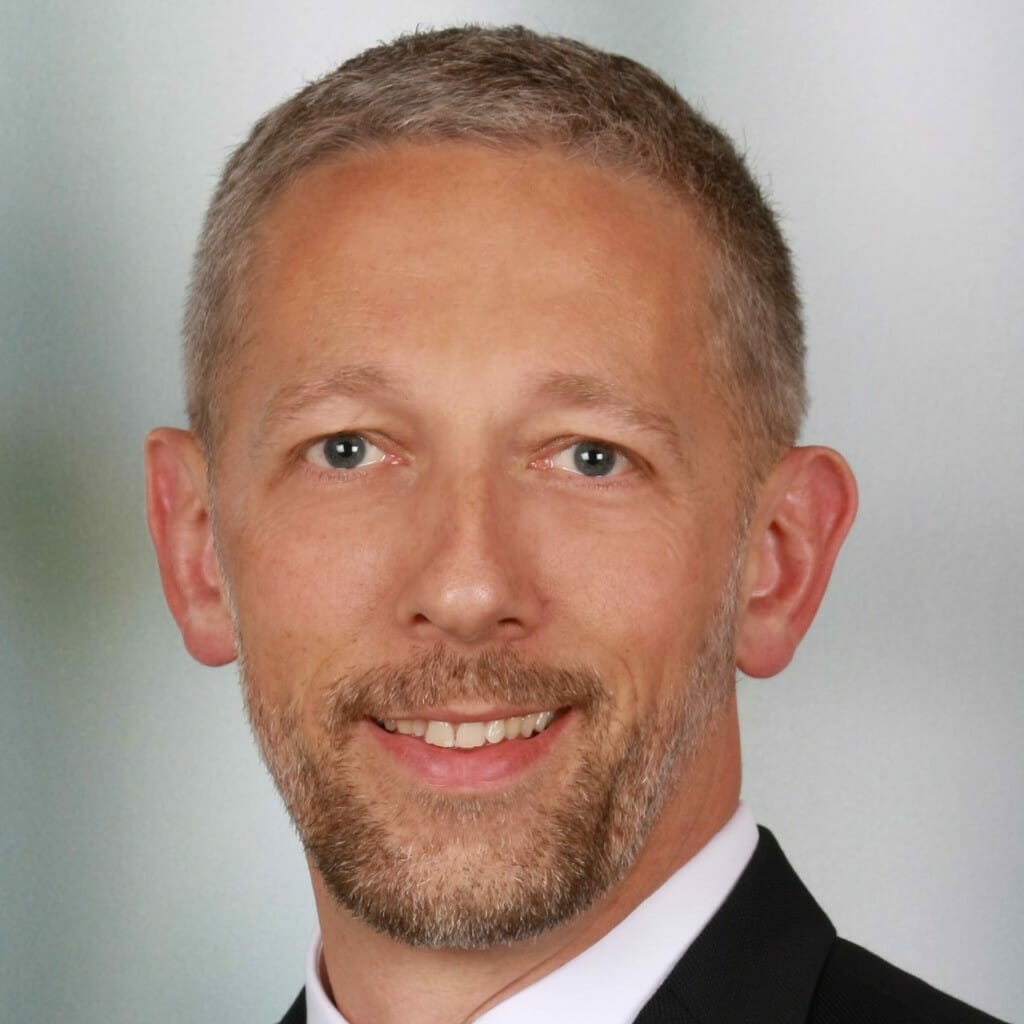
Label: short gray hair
xmin=185 ymin=25 xmax=806 ymax=477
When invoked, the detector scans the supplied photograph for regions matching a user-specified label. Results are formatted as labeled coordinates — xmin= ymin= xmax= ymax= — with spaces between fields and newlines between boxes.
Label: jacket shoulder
xmin=809 ymin=940 xmax=1008 ymax=1024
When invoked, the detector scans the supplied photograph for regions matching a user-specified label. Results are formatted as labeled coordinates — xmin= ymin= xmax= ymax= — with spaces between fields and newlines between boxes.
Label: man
xmin=144 ymin=25 xmax=1006 ymax=1024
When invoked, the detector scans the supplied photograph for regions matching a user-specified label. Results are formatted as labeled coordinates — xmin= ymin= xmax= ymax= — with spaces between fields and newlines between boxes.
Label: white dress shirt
xmin=305 ymin=803 xmax=758 ymax=1024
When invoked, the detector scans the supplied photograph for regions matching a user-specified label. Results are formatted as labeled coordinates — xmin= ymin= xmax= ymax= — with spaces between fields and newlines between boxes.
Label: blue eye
xmin=573 ymin=441 xmax=618 ymax=476
xmin=551 ymin=440 xmax=628 ymax=478
xmin=306 ymin=433 xmax=387 ymax=471
xmin=323 ymin=434 xmax=367 ymax=469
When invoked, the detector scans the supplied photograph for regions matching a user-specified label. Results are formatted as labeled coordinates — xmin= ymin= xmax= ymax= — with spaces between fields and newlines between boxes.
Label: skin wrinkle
xmin=256 ymin=363 xmax=411 ymax=445
xmin=528 ymin=371 xmax=694 ymax=472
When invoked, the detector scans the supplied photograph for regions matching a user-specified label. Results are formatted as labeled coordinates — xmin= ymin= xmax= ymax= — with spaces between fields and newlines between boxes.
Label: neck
xmin=313 ymin=701 xmax=741 ymax=1024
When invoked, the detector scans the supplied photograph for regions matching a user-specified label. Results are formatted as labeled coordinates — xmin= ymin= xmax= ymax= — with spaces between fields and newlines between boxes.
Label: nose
xmin=394 ymin=470 xmax=542 ymax=646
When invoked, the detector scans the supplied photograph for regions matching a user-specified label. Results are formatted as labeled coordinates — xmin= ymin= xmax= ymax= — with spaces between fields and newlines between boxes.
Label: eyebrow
xmin=257 ymin=362 xmax=406 ymax=441
xmin=530 ymin=371 xmax=691 ymax=464
xmin=255 ymin=363 xmax=690 ymax=466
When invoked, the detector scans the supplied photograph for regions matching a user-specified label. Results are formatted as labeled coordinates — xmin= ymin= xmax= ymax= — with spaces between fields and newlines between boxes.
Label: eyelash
xmin=299 ymin=432 xmax=394 ymax=482
xmin=535 ymin=437 xmax=641 ymax=486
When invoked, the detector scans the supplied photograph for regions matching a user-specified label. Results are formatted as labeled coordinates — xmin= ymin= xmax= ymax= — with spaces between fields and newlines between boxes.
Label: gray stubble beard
xmin=237 ymin=558 xmax=741 ymax=950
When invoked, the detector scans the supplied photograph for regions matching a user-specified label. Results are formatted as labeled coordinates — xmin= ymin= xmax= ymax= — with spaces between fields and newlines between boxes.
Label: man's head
xmin=146 ymin=26 xmax=856 ymax=952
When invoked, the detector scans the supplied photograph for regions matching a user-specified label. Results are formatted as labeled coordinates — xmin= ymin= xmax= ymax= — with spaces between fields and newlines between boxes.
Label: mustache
xmin=323 ymin=645 xmax=609 ymax=730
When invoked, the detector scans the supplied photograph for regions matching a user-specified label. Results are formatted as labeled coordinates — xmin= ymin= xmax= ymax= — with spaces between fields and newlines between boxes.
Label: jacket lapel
xmin=633 ymin=828 xmax=836 ymax=1024
xmin=277 ymin=988 xmax=306 ymax=1024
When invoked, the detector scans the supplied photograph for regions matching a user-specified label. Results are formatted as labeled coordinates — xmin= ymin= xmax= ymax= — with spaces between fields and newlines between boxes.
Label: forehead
xmin=231 ymin=142 xmax=715 ymax=433
xmin=257 ymin=141 xmax=701 ymax=264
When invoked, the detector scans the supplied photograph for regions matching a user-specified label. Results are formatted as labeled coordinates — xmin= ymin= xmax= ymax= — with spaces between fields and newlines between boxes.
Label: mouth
xmin=374 ymin=709 xmax=560 ymax=749
xmin=366 ymin=706 xmax=573 ymax=790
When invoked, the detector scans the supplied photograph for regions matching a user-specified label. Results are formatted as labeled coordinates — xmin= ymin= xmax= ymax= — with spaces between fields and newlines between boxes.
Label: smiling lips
xmin=377 ymin=710 xmax=558 ymax=749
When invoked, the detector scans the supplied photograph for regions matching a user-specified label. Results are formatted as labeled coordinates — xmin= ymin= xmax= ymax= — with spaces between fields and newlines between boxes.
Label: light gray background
xmin=2 ymin=2 xmax=1021 ymax=1021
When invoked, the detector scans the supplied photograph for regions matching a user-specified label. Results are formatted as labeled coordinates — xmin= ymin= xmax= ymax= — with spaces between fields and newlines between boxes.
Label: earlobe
xmin=735 ymin=446 xmax=858 ymax=678
xmin=145 ymin=427 xmax=237 ymax=667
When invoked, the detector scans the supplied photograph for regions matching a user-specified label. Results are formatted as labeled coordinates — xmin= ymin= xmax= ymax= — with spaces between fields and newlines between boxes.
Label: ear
xmin=144 ymin=427 xmax=237 ymax=667
xmin=735 ymin=446 xmax=858 ymax=678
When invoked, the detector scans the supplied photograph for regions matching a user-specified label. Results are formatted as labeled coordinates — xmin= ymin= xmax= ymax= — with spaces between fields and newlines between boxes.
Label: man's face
xmin=209 ymin=143 xmax=750 ymax=947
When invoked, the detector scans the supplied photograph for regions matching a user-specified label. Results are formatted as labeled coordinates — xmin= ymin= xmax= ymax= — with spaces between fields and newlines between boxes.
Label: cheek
xmin=533 ymin=502 xmax=717 ymax=715
xmin=222 ymin=497 xmax=401 ymax=698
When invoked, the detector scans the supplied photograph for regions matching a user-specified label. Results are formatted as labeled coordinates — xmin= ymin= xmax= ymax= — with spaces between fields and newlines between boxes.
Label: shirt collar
xmin=305 ymin=803 xmax=758 ymax=1024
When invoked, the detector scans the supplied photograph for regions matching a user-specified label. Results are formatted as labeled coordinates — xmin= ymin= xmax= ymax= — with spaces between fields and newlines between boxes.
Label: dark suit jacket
xmin=277 ymin=828 xmax=1007 ymax=1023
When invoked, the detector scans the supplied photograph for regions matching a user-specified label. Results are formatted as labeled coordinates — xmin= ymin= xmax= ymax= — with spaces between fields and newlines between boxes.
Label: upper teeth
xmin=379 ymin=711 xmax=557 ymax=749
